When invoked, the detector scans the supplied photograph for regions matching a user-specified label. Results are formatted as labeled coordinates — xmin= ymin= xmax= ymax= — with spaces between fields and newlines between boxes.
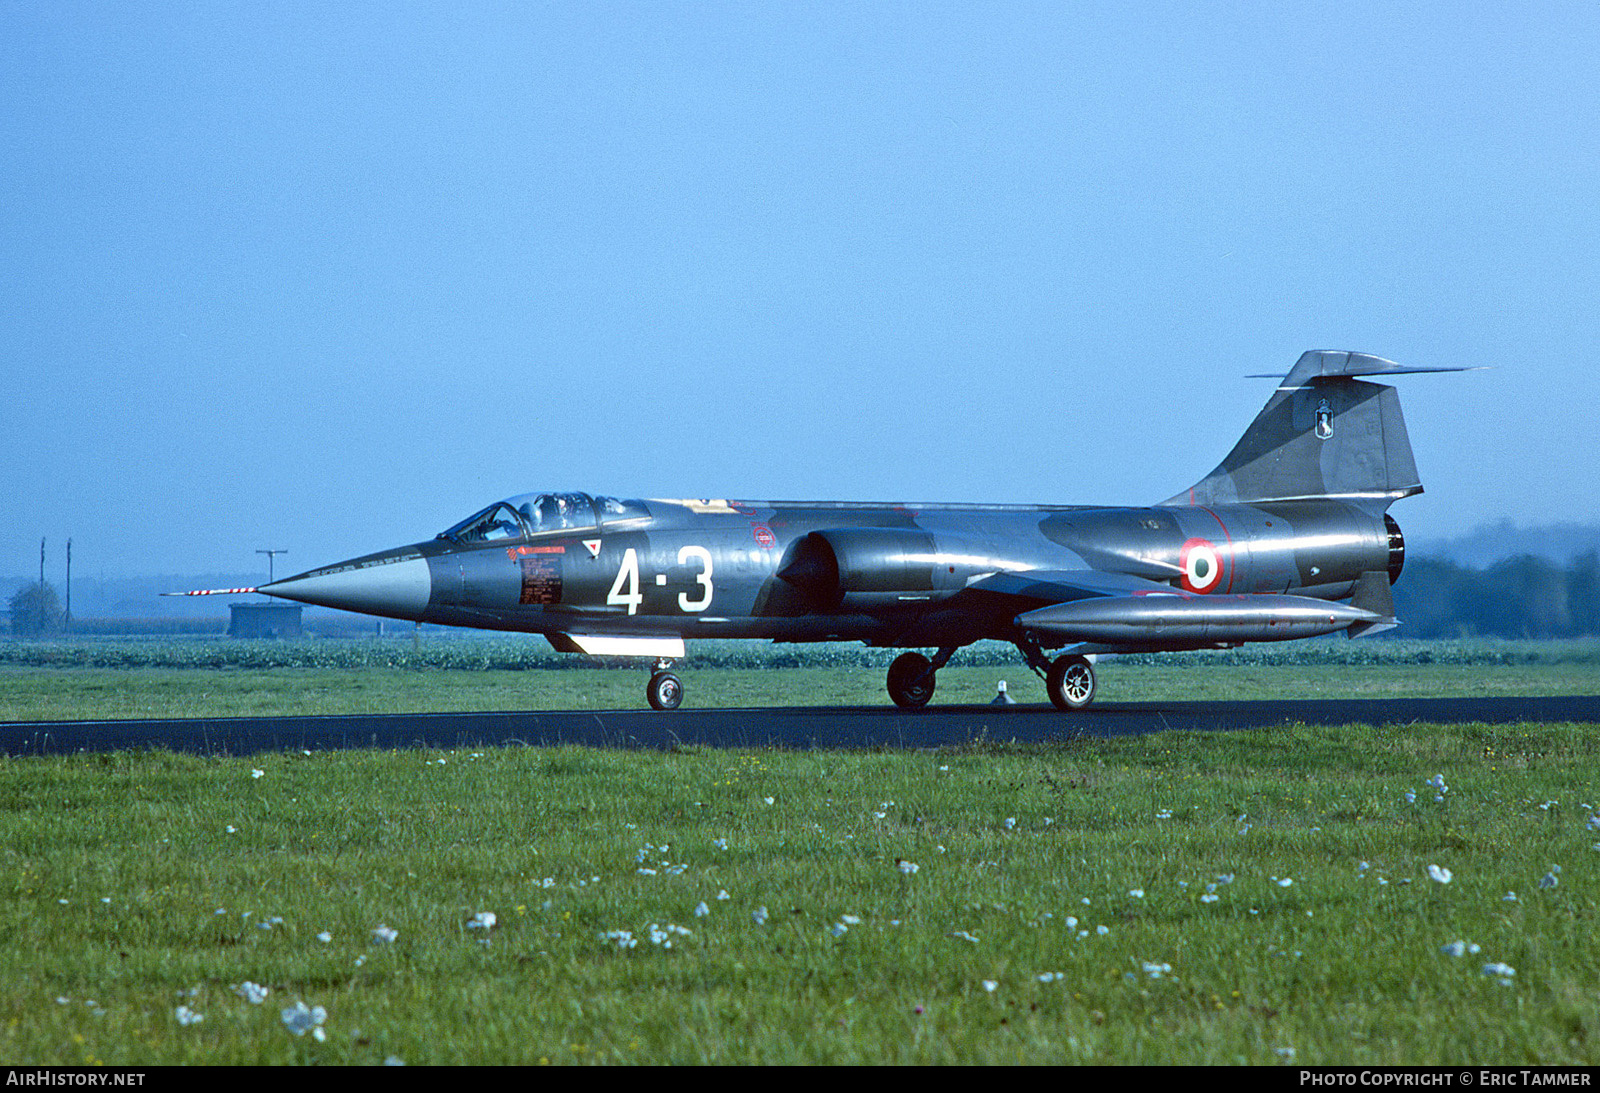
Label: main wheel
xmin=886 ymin=652 xmax=936 ymax=709
xmin=1046 ymin=654 xmax=1097 ymax=711
xmin=647 ymin=671 xmax=684 ymax=711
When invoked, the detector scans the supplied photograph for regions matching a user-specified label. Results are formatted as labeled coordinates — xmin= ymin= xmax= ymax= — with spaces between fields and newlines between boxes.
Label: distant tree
xmin=1567 ymin=552 xmax=1600 ymax=636
xmin=8 ymin=582 xmax=64 ymax=637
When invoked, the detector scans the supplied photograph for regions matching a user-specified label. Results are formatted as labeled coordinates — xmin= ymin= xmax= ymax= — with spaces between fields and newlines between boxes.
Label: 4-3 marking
xmin=606 ymin=545 xmax=714 ymax=615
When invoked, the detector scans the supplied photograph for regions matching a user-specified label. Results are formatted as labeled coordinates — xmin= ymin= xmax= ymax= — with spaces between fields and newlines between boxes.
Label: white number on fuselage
xmin=608 ymin=548 xmax=643 ymax=615
xmin=678 ymin=545 xmax=713 ymax=612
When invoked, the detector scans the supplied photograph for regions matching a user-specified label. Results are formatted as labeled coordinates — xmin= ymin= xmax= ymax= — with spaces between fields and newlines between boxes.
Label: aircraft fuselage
xmin=274 ymin=495 xmax=1399 ymax=653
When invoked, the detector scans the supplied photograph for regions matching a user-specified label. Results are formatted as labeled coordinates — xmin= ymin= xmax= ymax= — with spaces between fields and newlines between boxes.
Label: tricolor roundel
xmin=1179 ymin=537 xmax=1226 ymax=594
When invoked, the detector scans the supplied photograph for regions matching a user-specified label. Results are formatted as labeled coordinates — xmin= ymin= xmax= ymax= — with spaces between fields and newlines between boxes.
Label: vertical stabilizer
xmin=1162 ymin=351 xmax=1466 ymax=508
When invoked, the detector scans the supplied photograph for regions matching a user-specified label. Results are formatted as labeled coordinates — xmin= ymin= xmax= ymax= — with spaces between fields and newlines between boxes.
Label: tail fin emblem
xmin=1315 ymin=399 xmax=1334 ymax=440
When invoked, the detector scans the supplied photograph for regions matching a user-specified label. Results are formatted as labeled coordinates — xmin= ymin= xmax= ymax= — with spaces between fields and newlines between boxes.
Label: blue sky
xmin=4 ymin=3 xmax=1597 ymax=580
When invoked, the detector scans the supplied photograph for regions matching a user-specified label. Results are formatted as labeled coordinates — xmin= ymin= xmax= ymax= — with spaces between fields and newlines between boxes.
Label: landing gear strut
xmin=646 ymin=658 xmax=683 ymax=711
xmin=886 ymin=646 xmax=958 ymax=709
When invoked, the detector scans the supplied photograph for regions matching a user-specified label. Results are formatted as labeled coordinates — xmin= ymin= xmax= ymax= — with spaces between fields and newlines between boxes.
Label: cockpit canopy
xmin=438 ymin=492 xmax=650 ymax=544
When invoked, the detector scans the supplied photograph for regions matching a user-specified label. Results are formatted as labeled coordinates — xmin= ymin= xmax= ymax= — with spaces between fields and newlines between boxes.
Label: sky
xmin=4 ymin=2 xmax=1598 ymax=582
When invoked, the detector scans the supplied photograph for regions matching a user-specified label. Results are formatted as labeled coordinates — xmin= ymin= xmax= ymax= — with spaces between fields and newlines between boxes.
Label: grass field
xmin=1 ymin=644 xmax=1595 ymax=1064
xmin=1 ymin=660 xmax=1598 ymax=722
xmin=1 ymin=721 xmax=1598 ymax=1065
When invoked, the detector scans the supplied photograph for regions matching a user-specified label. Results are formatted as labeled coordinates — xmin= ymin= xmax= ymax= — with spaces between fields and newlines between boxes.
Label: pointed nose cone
xmin=260 ymin=552 xmax=432 ymax=620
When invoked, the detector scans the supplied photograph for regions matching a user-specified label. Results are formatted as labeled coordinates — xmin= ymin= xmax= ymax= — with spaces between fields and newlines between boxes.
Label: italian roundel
xmin=1179 ymin=537 xmax=1226 ymax=594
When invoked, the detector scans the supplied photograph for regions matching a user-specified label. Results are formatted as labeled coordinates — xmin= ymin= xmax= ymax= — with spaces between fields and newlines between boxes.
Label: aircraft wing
xmin=965 ymin=568 xmax=1182 ymax=605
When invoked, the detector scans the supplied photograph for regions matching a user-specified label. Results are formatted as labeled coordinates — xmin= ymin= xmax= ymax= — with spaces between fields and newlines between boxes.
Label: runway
xmin=2 ymin=695 xmax=1597 ymax=756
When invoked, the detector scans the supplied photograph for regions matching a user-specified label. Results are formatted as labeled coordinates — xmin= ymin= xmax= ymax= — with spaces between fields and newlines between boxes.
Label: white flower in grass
xmin=1128 ymin=889 xmax=1144 ymax=899
xmin=717 ymin=889 xmax=730 ymax=900
xmin=841 ymin=914 xmax=861 ymax=925
xmin=1540 ymin=872 xmax=1559 ymax=890
xmin=1426 ymin=774 xmax=1447 ymax=793
xmin=712 ymin=838 xmax=728 ymax=850
xmin=982 ymin=980 xmax=998 ymax=993
xmin=234 ymin=982 xmax=269 ymax=1004
xmin=1404 ymin=789 xmax=1416 ymax=804
xmin=467 ymin=912 xmax=496 ymax=930
xmin=175 ymin=1006 xmax=204 ymax=1026
xmin=316 ymin=931 xmax=332 ymax=943
xmin=1200 ymin=893 xmax=1219 ymax=904
xmin=829 ymin=922 xmax=848 ymax=938
xmin=1096 ymin=925 xmax=1109 ymax=936
xmin=1481 ymin=962 xmax=1516 ymax=986
xmin=763 ymin=797 xmax=774 ymax=805
xmin=752 ymin=906 xmax=768 ymax=926
xmin=694 ymin=901 xmax=710 ymax=918
xmin=1588 ymin=814 xmax=1600 ymax=831
xmin=372 ymin=924 xmax=398 ymax=944
xmin=1037 ymin=972 xmax=1064 ymax=983
xmin=1502 ymin=892 xmax=1518 ymax=902
xmin=1003 ymin=817 xmax=1016 ymax=830
xmin=1063 ymin=916 xmax=1078 ymax=929
xmin=951 ymin=930 xmax=979 ymax=943
xmin=1141 ymin=962 xmax=1172 ymax=978
xmin=251 ymin=769 xmax=264 ymax=779
xmin=897 ymin=860 xmax=920 ymax=874
xmin=1427 ymin=864 xmax=1452 ymax=884
xmin=1155 ymin=809 xmax=1172 ymax=820
xmin=603 ymin=930 xmax=637 ymax=949
xmin=281 ymin=1000 xmax=327 ymax=1040
xmin=1277 ymin=877 xmax=1293 ymax=887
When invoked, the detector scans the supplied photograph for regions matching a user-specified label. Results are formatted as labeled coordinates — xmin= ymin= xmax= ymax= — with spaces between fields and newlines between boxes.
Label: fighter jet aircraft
xmin=174 ymin=351 xmax=1466 ymax=711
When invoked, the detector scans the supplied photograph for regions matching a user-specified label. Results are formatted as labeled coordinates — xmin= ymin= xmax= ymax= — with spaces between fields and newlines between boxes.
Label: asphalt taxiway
xmin=2 ymin=695 xmax=1597 ymax=757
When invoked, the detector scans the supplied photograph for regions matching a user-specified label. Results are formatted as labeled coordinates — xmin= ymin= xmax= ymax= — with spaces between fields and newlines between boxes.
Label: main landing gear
xmin=886 ymin=646 xmax=958 ymax=709
xmin=885 ymin=642 xmax=1097 ymax=710
xmin=646 ymin=659 xmax=683 ymax=711
xmin=1016 ymin=637 xmax=1098 ymax=711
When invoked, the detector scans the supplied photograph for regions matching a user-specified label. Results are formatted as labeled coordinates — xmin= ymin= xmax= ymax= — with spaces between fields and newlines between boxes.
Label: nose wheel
xmin=647 ymin=667 xmax=683 ymax=711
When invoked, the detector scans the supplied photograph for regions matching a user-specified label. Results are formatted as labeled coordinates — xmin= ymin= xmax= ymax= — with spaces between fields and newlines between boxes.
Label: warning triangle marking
xmin=583 ymin=539 xmax=602 ymax=558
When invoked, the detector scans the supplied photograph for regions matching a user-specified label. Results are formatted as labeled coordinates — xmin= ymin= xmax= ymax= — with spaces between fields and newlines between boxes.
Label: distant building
xmin=228 ymin=601 xmax=303 ymax=638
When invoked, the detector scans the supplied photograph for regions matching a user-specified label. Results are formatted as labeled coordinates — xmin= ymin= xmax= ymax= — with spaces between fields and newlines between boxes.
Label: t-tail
xmin=1163 ymin=350 xmax=1473 ymax=511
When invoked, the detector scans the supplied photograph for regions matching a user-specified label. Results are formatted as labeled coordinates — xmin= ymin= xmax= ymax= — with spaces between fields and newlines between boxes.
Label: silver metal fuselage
xmin=259 ymin=495 xmax=1398 ymax=654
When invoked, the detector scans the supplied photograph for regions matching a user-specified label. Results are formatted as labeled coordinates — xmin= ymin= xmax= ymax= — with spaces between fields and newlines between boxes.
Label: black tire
xmin=647 ymin=671 xmax=683 ymax=711
xmin=886 ymin=652 xmax=936 ymax=709
xmin=1046 ymin=654 xmax=1096 ymax=711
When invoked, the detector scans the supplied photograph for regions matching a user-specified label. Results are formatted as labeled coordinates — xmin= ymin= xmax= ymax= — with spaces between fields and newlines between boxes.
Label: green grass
xmin=2 ymin=723 xmax=1598 ymax=1064
xmin=1 ymin=660 xmax=1595 ymax=721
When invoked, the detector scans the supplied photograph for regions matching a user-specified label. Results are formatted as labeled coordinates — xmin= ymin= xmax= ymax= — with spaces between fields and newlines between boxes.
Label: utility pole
xmin=64 ymin=538 xmax=71 ymax=634
xmin=39 ymin=538 xmax=45 ymax=635
xmin=256 ymin=550 xmax=288 ymax=587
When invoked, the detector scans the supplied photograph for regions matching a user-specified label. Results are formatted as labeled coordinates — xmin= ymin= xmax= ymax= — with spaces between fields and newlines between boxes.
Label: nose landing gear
xmin=646 ymin=659 xmax=683 ymax=711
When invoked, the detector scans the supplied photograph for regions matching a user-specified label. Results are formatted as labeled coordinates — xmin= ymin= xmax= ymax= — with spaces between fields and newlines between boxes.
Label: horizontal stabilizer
xmin=1247 ymin=351 xmax=1483 ymax=383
